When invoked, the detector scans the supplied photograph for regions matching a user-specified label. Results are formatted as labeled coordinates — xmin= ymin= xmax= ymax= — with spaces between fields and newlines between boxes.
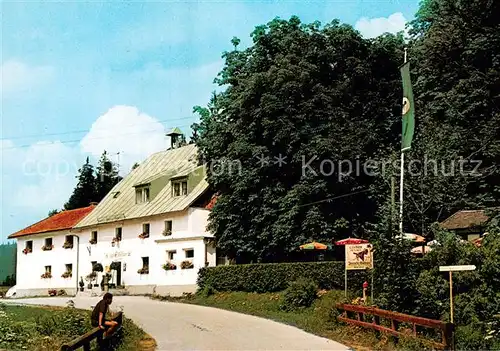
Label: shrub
xmin=197 ymin=261 xmax=368 ymax=293
xmin=197 ymin=284 xmax=216 ymax=298
xmin=280 ymin=278 xmax=318 ymax=311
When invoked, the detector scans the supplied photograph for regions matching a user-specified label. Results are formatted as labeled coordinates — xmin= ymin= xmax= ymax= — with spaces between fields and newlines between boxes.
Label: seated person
xmin=91 ymin=293 xmax=119 ymax=338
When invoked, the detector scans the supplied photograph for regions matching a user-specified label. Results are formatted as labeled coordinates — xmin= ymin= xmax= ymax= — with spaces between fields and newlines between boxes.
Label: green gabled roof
xmin=74 ymin=144 xmax=208 ymax=228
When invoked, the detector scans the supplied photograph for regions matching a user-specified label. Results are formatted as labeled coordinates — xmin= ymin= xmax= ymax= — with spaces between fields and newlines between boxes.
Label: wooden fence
xmin=336 ymin=303 xmax=454 ymax=350
xmin=60 ymin=312 xmax=123 ymax=351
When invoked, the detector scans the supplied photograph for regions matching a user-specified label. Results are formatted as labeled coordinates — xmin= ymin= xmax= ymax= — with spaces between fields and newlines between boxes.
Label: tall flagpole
xmin=399 ymin=48 xmax=407 ymax=235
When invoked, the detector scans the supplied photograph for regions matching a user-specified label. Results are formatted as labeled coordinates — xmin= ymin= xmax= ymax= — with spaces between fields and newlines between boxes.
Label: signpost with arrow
xmin=439 ymin=264 xmax=476 ymax=324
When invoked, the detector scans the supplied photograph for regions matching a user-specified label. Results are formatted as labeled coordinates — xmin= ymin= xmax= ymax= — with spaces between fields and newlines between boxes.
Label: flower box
xmin=162 ymin=262 xmax=177 ymax=271
xmin=138 ymin=232 xmax=149 ymax=239
xmin=89 ymin=239 xmax=97 ymax=245
xmin=112 ymin=237 xmax=121 ymax=244
xmin=22 ymin=248 xmax=32 ymax=255
xmin=137 ymin=267 xmax=149 ymax=275
xmin=62 ymin=241 xmax=73 ymax=249
xmin=162 ymin=229 xmax=172 ymax=236
xmin=41 ymin=272 xmax=52 ymax=279
xmin=48 ymin=289 xmax=57 ymax=296
xmin=61 ymin=271 xmax=72 ymax=279
xmin=180 ymin=260 xmax=194 ymax=270
xmin=41 ymin=245 xmax=54 ymax=251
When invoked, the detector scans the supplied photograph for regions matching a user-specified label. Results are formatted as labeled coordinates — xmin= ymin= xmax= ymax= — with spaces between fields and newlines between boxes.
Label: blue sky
xmin=0 ymin=0 xmax=419 ymax=242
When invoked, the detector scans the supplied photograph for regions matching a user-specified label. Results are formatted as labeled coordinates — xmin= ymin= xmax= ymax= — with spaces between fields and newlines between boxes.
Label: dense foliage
xmin=197 ymin=261 xmax=368 ymax=293
xmin=192 ymin=0 xmax=500 ymax=347
xmin=194 ymin=17 xmax=405 ymax=261
xmin=64 ymin=151 xmax=122 ymax=210
xmin=369 ymin=211 xmax=500 ymax=349
xmin=0 ymin=304 xmax=152 ymax=351
xmin=0 ymin=243 xmax=16 ymax=286
xmin=0 ymin=305 xmax=89 ymax=350
xmin=414 ymin=221 xmax=500 ymax=350
xmin=400 ymin=0 xmax=500 ymax=233
xmin=193 ymin=0 xmax=500 ymax=261
xmin=280 ymin=278 xmax=319 ymax=311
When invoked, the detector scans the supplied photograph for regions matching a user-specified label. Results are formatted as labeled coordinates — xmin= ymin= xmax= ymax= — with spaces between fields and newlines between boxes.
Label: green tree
xmin=64 ymin=157 xmax=97 ymax=210
xmin=399 ymin=0 xmax=500 ymax=234
xmin=194 ymin=17 xmax=406 ymax=262
xmin=47 ymin=209 xmax=60 ymax=217
xmin=95 ymin=151 xmax=122 ymax=200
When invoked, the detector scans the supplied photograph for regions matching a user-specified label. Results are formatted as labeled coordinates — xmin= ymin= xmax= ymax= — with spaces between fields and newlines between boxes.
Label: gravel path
xmin=2 ymin=296 xmax=349 ymax=351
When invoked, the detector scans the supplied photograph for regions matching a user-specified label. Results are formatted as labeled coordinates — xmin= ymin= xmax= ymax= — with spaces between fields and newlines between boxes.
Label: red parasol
xmin=335 ymin=237 xmax=369 ymax=245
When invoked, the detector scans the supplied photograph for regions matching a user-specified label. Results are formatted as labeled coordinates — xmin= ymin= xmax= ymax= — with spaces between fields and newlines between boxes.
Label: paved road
xmin=3 ymin=296 xmax=349 ymax=351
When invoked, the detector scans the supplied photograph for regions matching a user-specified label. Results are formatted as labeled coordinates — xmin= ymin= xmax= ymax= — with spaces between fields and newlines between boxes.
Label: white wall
xmin=187 ymin=207 xmax=210 ymax=235
xmin=74 ymin=208 xmax=214 ymax=289
xmin=16 ymin=231 xmax=78 ymax=292
xmin=14 ymin=207 xmax=214 ymax=296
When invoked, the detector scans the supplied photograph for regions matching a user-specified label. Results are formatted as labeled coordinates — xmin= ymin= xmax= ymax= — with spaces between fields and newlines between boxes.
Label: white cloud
xmin=355 ymin=12 xmax=407 ymax=39
xmin=80 ymin=105 xmax=167 ymax=174
xmin=0 ymin=60 xmax=54 ymax=94
xmin=2 ymin=140 xmax=81 ymax=210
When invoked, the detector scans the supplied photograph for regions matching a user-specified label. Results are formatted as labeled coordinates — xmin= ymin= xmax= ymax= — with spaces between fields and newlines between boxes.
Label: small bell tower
xmin=166 ymin=127 xmax=184 ymax=149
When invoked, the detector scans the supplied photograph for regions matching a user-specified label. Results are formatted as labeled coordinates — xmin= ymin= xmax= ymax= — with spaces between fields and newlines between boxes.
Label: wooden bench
xmin=60 ymin=312 xmax=123 ymax=351
xmin=336 ymin=303 xmax=454 ymax=350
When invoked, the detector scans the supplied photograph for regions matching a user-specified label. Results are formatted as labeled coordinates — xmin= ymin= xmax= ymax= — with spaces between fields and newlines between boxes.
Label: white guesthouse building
xmin=8 ymin=205 xmax=96 ymax=297
xmin=9 ymin=143 xmax=218 ymax=297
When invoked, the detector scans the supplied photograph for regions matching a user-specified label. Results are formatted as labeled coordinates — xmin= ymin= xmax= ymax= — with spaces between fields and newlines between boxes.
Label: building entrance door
xmin=116 ymin=262 xmax=122 ymax=287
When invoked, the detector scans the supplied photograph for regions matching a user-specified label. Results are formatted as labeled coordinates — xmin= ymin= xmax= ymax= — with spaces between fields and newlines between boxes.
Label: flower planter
xmin=41 ymin=272 xmax=52 ymax=279
xmin=162 ymin=262 xmax=177 ymax=271
xmin=62 ymin=242 xmax=73 ymax=249
xmin=41 ymin=245 xmax=54 ymax=251
xmin=22 ymin=248 xmax=32 ymax=255
xmin=137 ymin=267 xmax=149 ymax=275
xmin=180 ymin=260 xmax=194 ymax=269
xmin=138 ymin=233 xmax=150 ymax=239
xmin=162 ymin=230 xmax=172 ymax=236
xmin=61 ymin=272 xmax=72 ymax=279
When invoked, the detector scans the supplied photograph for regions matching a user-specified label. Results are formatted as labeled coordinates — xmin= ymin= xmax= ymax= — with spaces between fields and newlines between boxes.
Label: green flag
xmin=400 ymin=61 xmax=415 ymax=151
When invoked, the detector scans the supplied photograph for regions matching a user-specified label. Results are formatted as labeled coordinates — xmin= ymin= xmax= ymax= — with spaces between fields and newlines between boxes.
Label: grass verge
xmin=0 ymin=303 xmax=155 ymax=351
xmin=152 ymin=290 xmax=402 ymax=351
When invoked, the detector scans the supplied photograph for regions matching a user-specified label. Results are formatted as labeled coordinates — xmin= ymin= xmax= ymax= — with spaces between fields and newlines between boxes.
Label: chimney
xmin=166 ymin=127 xmax=184 ymax=149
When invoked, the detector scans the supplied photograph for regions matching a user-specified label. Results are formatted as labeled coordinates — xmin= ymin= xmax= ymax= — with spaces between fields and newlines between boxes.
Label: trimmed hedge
xmin=197 ymin=261 xmax=370 ymax=293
